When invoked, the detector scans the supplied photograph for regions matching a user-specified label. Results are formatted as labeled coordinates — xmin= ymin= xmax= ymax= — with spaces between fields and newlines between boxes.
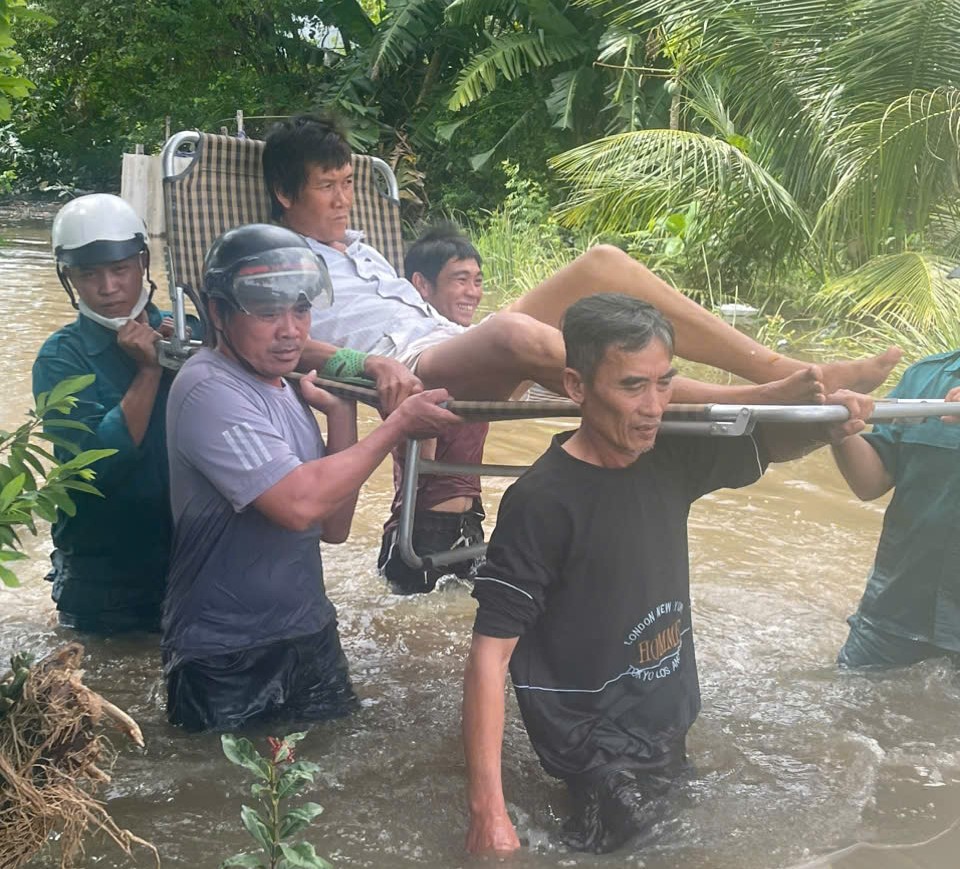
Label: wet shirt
xmin=857 ymin=350 xmax=960 ymax=650
xmin=162 ymin=349 xmax=335 ymax=669
xmin=307 ymin=231 xmax=465 ymax=354
xmin=473 ymin=431 xmax=768 ymax=781
xmin=383 ymin=421 xmax=490 ymax=534
xmin=31 ymin=304 xmax=179 ymax=623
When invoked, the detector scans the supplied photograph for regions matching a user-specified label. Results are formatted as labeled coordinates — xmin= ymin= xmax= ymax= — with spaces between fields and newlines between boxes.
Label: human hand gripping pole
xmin=362 ymin=354 xmax=424 ymax=417
xmin=116 ymin=317 xmax=162 ymax=370
xmin=823 ymin=389 xmax=876 ymax=445
xmin=295 ymin=370 xmax=459 ymax=437
xmin=942 ymin=386 xmax=960 ymax=424
xmin=298 ymin=369 xmax=357 ymax=417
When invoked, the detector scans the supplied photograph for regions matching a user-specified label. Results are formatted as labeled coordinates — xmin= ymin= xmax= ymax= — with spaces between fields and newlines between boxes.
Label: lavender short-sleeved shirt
xmin=162 ymin=349 xmax=335 ymax=669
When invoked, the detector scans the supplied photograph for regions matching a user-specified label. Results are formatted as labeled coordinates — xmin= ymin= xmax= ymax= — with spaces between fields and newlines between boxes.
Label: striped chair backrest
xmin=163 ymin=133 xmax=404 ymax=295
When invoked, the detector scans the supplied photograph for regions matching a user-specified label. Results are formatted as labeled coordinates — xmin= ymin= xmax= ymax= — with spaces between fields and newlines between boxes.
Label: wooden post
xmin=236 ymin=109 xmax=245 ymax=137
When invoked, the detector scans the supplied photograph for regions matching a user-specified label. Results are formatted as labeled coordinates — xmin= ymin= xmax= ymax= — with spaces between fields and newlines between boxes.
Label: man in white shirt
xmin=264 ymin=114 xmax=900 ymax=404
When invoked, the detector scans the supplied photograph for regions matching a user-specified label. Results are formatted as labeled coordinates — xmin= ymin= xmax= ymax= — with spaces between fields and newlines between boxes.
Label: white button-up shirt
xmin=308 ymin=231 xmax=456 ymax=355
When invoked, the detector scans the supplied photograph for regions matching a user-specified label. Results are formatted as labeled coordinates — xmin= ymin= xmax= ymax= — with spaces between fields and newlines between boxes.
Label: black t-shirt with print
xmin=473 ymin=430 xmax=768 ymax=781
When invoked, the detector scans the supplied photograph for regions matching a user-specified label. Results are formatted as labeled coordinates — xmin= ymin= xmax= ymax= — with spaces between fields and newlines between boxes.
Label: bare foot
xmin=821 ymin=347 xmax=902 ymax=394
xmin=670 ymin=367 xmax=824 ymax=405
xmin=753 ymin=366 xmax=825 ymax=405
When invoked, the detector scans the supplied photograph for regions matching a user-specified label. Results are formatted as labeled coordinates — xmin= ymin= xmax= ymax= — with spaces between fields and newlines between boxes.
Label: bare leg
xmin=416 ymin=312 xmax=567 ymax=400
xmin=506 ymin=245 xmax=901 ymax=393
xmin=414 ymin=310 xmax=831 ymax=406
xmin=672 ymin=368 xmax=825 ymax=405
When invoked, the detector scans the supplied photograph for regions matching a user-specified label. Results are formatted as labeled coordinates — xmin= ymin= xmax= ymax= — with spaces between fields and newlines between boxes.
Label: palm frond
xmin=813 ymin=0 xmax=960 ymax=112
xmin=369 ymin=0 xmax=448 ymax=79
xmin=816 ymin=252 xmax=960 ymax=331
xmin=466 ymin=105 xmax=538 ymax=170
xmin=524 ymin=0 xmax=581 ymax=36
xmin=448 ymin=31 xmax=587 ymax=109
xmin=865 ymin=311 xmax=960 ymax=360
xmin=597 ymin=27 xmax=660 ymax=133
xmin=584 ymin=0 xmax=960 ymax=210
xmin=550 ymin=129 xmax=808 ymax=244
xmin=546 ymin=67 xmax=600 ymax=131
xmin=444 ymin=0 xmax=516 ymax=27
xmin=448 ymin=0 xmax=586 ymax=34
xmin=320 ymin=0 xmax=375 ymax=48
xmin=814 ymin=88 xmax=960 ymax=259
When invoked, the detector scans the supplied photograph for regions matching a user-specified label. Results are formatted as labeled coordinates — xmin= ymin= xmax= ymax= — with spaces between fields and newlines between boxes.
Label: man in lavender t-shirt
xmin=162 ymin=223 xmax=459 ymax=731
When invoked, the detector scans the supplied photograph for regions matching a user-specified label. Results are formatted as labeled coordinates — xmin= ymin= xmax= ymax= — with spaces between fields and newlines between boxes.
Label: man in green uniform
xmin=32 ymin=193 xmax=191 ymax=632
xmin=831 ymin=334 xmax=960 ymax=667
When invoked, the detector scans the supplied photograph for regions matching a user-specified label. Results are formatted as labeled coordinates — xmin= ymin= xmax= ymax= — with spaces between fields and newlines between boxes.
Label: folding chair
xmin=159 ymin=130 xmax=402 ymax=363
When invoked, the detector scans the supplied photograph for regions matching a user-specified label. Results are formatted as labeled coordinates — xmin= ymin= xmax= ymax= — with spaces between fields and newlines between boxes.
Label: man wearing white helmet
xmin=32 ymin=193 xmax=198 ymax=633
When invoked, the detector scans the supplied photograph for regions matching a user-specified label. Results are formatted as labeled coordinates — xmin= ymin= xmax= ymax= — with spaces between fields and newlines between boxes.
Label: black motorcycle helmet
xmin=202 ymin=223 xmax=333 ymax=317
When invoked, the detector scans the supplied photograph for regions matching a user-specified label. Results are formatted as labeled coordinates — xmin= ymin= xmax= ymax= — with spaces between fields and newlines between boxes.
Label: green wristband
xmin=321 ymin=348 xmax=369 ymax=380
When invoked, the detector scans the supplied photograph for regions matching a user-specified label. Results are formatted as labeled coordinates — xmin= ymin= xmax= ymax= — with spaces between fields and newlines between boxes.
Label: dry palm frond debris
xmin=0 ymin=642 xmax=158 ymax=869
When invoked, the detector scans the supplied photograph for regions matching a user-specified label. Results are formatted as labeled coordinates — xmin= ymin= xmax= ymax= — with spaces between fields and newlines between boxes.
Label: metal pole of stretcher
xmin=397 ymin=400 xmax=960 ymax=571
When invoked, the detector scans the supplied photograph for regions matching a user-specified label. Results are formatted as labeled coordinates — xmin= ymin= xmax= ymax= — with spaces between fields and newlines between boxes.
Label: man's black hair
xmin=263 ymin=114 xmax=352 ymax=220
xmin=404 ymin=222 xmax=482 ymax=283
xmin=562 ymin=293 xmax=675 ymax=385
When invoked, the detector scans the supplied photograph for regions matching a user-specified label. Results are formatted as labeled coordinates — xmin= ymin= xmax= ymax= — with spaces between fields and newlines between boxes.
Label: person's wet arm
xmin=298 ymin=339 xmax=423 ymax=415
xmin=830 ymin=434 xmax=892 ymax=501
xmin=463 ymin=633 xmax=521 ymax=856
xmin=116 ymin=318 xmax=165 ymax=446
xmin=305 ymin=382 xmax=359 ymax=544
xmin=253 ymin=387 xmax=459 ymax=532
xmin=32 ymin=345 xmax=153 ymax=486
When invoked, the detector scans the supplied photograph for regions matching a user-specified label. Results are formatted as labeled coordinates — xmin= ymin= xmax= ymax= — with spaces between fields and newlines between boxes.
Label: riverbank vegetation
xmin=3 ymin=0 xmax=959 ymax=362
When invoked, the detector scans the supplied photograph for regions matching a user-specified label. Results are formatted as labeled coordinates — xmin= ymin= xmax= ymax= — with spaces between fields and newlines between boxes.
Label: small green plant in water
xmin=0 ymin=373 xmax=116 ymax=587
xmin=221 ymin=732 xmax=332 ymax=869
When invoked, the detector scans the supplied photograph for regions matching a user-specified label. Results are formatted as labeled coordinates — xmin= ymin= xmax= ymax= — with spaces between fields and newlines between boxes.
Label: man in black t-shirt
xmin=461 ymin=294 xmax=874 ymax=855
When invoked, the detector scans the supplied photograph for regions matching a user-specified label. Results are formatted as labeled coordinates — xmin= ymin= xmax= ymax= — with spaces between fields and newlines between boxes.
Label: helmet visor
xmin=231 ymin=247 xmax=334 ymax=317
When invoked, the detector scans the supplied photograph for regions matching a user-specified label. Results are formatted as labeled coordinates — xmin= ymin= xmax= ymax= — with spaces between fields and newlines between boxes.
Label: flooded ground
xmin=1 ymin=219 xmax=959 ymax=868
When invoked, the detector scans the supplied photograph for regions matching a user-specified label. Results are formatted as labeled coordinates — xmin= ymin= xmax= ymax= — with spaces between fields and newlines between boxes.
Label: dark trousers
xmin=563 ymin=739 xmax=688 ymax=854
xmin=838 ymin=614 xmax=960 ymax=669
xmin=166 ymin=623 xmax=357 ymax=733
xmin=378 ymin=503 xmax=484 ymax=595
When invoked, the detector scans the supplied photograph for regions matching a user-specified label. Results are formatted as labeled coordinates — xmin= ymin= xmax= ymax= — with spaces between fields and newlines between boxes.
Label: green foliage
xmin=0 ymin=0 xmax=47 ymax=120
xmin=554 ymin=0 xmax=960 ymax=339
xmin=465 ymin=161 xmax=594 ymax=303
xmin=448 ymin=31 xmax=586 ymax=110
xmin=221 ymin=732 xmax=332 ymax=869
xmin=12 ymin=0 xmax=368 ymax=192
xmin=0 ymin=375 xmax=115 ymax=588
xmin=0 ymin=651 xmax=34 ymax=716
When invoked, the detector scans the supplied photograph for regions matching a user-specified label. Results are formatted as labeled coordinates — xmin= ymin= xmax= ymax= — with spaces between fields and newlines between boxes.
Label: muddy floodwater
xmin=2 ymin=218 xmax=959 ymax=869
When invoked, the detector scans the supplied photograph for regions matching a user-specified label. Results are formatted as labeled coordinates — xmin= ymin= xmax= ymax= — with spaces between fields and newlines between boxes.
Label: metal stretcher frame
xmin=381 ymin=390 xmax=960 ymax=572
xmin=155 ymin=129 xmax=960 ymax=576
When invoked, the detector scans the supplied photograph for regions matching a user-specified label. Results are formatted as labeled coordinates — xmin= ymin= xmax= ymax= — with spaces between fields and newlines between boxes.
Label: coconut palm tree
xmin=551 ymin=0 xmax=960 ymax=339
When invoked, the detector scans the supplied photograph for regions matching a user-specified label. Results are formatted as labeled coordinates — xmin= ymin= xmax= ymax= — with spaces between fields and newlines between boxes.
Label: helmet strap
xmin=142 ymin=249 xmax=158 ymax=303
xmin=56 ymin=264 xmax=80 ymax=310
xmin=78 ymin=284 xmax=150 ymax=331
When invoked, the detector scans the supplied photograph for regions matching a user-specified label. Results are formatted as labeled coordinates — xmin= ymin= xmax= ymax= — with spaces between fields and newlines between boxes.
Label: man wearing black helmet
xmin=162 ymin=223 xmax=459 ymax=731
xmin=33 ymin=193 xmax=199 ymax=634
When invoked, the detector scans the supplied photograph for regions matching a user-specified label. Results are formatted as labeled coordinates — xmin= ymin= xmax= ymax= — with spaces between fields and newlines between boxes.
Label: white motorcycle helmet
xmin=52 ymin=194 xmax=153 ymax=309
